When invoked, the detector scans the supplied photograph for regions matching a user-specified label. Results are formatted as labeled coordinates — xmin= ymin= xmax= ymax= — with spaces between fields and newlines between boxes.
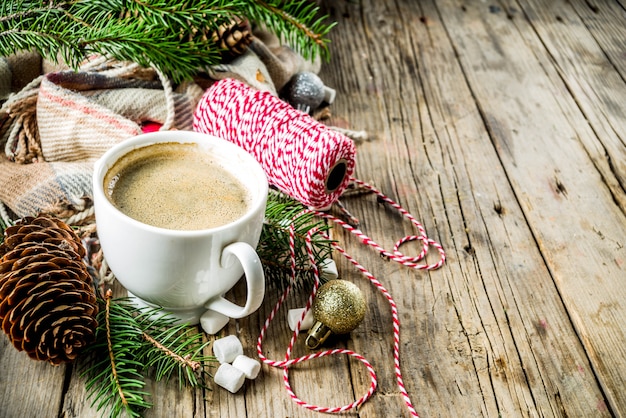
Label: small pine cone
xmin=0 ymin=215 xmax=98 ymax=365
xmin=211 ymin=17 xmax=253 ymax=60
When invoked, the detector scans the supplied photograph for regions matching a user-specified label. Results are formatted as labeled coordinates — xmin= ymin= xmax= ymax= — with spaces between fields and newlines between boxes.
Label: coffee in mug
xmin=104 ymin=142 xmax=250 ymax=231
xmin=92 ymin=131 xmax=268 ymax=334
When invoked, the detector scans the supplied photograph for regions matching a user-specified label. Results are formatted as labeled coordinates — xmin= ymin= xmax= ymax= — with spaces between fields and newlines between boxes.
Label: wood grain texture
xmin=0 ymin=336 xmax=66 ymax=418
xmin=317 ymin=0 xmax=623 ymax=415
xmin=1 ymin=0 xmax=624 ymax=417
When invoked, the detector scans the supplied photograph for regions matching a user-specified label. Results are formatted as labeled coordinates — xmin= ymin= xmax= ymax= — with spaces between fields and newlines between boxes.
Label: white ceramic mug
xmin=92 ymin=131 xmax=268 ymax=333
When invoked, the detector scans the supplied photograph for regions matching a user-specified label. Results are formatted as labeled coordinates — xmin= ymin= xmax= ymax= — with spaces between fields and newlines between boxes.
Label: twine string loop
xmin=256 ymin=226 xmax=379 ymax=414
xmin=316 ymin=177 xmax=446 ymax=271
xmin=257 ymin=179 xmax=447 ymax=417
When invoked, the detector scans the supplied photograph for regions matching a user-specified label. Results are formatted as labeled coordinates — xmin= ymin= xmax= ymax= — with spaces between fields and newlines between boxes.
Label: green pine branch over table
xmin=0 ymin=0 xmax=335 ymax=82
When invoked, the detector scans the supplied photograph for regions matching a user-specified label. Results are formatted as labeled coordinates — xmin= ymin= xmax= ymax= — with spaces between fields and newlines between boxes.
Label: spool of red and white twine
xmin=193 ymin=78 xmax=355 ymax=210
xmin=193 ymin=78 xmax=446 ymax=417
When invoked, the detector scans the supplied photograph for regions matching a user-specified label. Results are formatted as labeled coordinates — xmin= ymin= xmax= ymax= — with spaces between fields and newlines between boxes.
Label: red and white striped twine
xmin=193 ymin=78 xmax=356 ymax=210
xmin=256 ymin=225 xmax=379 ymax=414
xmin=317 ymin=178 xmax=446 ymax=271
xmin=255 ymin=182 xmax=444 ymax=416
xmin=193 ymin=78 xmax=446 ymax=416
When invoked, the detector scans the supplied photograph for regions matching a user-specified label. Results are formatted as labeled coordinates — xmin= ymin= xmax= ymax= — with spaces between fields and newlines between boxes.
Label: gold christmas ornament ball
xmin=312 ymin=279 xmax=366 ymax=334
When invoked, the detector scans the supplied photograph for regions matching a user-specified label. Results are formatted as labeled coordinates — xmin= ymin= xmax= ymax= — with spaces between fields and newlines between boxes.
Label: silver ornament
xmin=282 ymin=72 xmax=327 ymax=112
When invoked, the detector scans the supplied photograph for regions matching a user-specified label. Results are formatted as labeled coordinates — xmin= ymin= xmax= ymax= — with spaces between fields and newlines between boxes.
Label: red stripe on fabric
xmin=39 ymin=86 xmax=139 ymax=135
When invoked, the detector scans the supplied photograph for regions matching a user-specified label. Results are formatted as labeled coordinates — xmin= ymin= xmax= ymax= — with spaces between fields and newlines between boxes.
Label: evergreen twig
xmin=135 ymin=306 xmax=213 ymax=388
xmin=84 ymin=289 xmax=151 ymax=417
xmin=259 ymin=190 xmax=334 ymax=290
xmin=0 ymin=0 xmax=334 ymax=82
xmin=244 ymin=0 xmax=335 ymax=62
xmin=104 ymin=290 xmax=130 ymax=410
xmin=82 ymin=290 xmax=215 ymax=418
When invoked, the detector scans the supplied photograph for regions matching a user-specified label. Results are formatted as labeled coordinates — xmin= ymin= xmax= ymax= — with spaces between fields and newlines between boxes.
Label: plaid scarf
xmin=0 ymin=67 xmax=200 ymax=218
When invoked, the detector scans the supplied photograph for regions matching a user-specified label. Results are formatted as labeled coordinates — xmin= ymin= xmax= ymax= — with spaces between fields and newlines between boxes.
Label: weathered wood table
xmin=2 ymin=0 xmax=625 ymax=416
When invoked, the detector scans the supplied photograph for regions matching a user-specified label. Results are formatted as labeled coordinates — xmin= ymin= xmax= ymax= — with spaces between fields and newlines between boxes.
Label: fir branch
xmin=0 ymin=0 xmax=335 ymax=82
xmin=82 ymin=291 xmax=215 ymax=417
xmin=104 ymin=290 xmax=130 ymax=409
xmin=134 ymin=308 xmax=213 ymax=388
xmin=244 ymin=0 xmax=335 ymax=61
xmin=259 ymin=190 xmax=334 ymax=290
xmin=84 ymin=289 xmax=151 ymax=418
xmin=142 ymin=333 xmax=201 ymax=372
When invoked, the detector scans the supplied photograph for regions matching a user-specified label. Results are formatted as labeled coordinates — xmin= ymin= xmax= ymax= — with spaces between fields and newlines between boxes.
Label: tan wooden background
xmin=1 ymin=0 xmax=625 ymax=417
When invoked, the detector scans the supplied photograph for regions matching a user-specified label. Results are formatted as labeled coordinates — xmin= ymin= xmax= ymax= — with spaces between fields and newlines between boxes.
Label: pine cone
xmin=211 ymin=17 xmax=253 ymax=60
xmin=0 ymin=215 xmax=98 ymax=365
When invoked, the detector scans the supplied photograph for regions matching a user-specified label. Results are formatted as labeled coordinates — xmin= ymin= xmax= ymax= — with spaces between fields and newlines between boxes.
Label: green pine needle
xmin=0 ymin=0 xmax=334 ymax=83
xmin=81 ymin=292 xmax=216 ymax=418
xmin=259 ymin=190 xmax=334 ymax=290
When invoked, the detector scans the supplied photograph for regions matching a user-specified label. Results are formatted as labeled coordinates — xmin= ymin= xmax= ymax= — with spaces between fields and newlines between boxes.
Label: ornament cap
xmin=305 ymin=321 xmax=333 ymax=349
xmin=323 ymin=86 xmax=336 ymax=104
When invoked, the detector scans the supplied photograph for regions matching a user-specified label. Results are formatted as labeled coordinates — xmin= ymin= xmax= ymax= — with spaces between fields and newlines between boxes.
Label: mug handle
xmin=204 ymin=241 xmax=265 ymax=319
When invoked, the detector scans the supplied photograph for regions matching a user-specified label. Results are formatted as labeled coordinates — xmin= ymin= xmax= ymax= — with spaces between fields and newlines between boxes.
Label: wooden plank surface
xmin=433 ymin=0 xmax=626 ymax=413
xmin=317 ymin=0 xmax=622 ymax=416
xmin=1 ymin=0 xmax=625 ymax=417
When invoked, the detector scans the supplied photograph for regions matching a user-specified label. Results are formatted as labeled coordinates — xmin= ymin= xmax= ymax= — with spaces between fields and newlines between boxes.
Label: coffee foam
xmin=104 ymin=142 xmax=251 ymax=230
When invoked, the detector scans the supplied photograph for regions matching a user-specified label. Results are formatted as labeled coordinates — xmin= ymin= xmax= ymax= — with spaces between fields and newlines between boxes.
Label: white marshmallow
xmin=232 ymin=355 xmax=261 ymax=379
xmin=212 ymin=335 xmax=243 ymax=364
xmin=319 ymin=259 xmax=338 ymax=281
xmin=287 ymin=308 xmax=315 ymax=331
xmin=214 ymin=363 xmax=246 ymax=393
xmin=200 ymin=310 xmax=229 ymax=335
